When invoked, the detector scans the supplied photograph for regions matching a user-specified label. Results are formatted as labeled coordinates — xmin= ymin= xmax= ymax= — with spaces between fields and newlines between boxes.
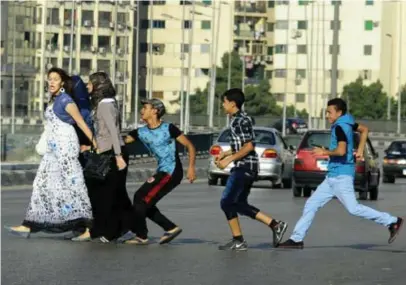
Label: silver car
xmin=207 ymin=127 xmax=296 ymax=188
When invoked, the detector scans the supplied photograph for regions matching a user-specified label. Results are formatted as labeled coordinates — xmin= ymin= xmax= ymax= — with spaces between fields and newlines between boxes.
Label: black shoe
xmin=271 ymin=220 xmax=288 ymax=247
xmin=388 ymin=217 xmax=403 ymax=244
xmin=218 ymin=239 xmax=248 ymax=251
xmin=278 ymin=239 xmax=304 ymax=249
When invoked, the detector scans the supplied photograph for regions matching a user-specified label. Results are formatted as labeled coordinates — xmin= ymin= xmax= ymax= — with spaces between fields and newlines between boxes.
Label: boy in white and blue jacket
xmin=279 ymin=98 xmax=403 ymax=249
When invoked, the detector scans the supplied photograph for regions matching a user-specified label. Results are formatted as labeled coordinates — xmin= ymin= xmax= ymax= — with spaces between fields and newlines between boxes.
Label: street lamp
xmin=386 ymin=33 xmax=393 ymax=121
xmin=281 ymin=1 xmax=291 ymax=137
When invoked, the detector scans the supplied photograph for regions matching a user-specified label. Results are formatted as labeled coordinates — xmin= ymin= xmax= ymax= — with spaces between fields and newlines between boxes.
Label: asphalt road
xmin=2 ymin=178 xmax=406 ymax=285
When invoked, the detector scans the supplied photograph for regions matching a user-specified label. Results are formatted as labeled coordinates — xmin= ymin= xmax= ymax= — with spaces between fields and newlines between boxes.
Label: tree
xmin=190 ymin=51 xmax=305 ymax=117
xmin=341 ymin=78 xmax=388 ymax=119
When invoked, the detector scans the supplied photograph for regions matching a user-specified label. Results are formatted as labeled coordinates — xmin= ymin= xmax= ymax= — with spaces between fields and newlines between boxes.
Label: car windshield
xmin=300 ymin=132 xmax=360 ymax=150
xmin=387 ymin=141 xmax=406 ymax=154
xmin=290 ymin=118 xmax=307 ymax=125
xmin=217 ymin=129 xmax=276 ymax=145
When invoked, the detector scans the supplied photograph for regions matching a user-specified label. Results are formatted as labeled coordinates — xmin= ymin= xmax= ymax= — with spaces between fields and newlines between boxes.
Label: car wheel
xmin=208 ymin=177 xmax=218 ymax=186
xmin=220 ymin=177 xmax=228 ymax=186
xmin=282 ymin=178 xmax=292 ymax=189
xmin=293 ymin=185 xmax=302 ymax=197
xmin=383 ymin=175 xmax=395 ymax=184
xmin=303 ymin=187 xmax=312 ymax=198
xmin=369 ymin=186 xmax=379 ymax=201
xmin=359 ymin=191 xmax=368 ymax=200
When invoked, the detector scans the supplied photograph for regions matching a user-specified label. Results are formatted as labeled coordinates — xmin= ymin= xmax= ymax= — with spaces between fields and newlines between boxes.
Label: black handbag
xmin=83 ymin=148 xmax=112 ymax=180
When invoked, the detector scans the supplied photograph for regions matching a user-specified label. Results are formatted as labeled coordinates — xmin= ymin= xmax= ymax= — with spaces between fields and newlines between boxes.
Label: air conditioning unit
xmin=47 ymin=44 xmax=54 ymax=51
xmin=291 ymin=29 xmax=302 ymax=39
xmin=373 ymin=21 xmax=379 ymax=27
xmin=91 ymin=46 xmax=97 ymax=53
xmin=63 ymin=46 xmax=70 ymax=52
xmin=116 ymin=71 xmax=123 ymax=79
xmin=109 ymin=22 xmax=115 ymax=29
xmin=295 ymin=75 xmax=302 ymax=85
xmin=117 ymin=24 xmax=124 ymax=30
xmin=99 ymin=47 xmax=106 ymax=54
xmin=117 ymin=48 xmax=123 ymax=55
xmin=64 ymin=19 xmax=71 ymax=26
xmin=83 ymin=20 xmax=92 ymax=27
xmin=118 ymin=0 xmax=125 ymax=6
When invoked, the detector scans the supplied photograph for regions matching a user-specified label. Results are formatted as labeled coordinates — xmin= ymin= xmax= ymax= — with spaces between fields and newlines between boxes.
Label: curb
xmin=1 ymin=167 xmax=209 ymax=187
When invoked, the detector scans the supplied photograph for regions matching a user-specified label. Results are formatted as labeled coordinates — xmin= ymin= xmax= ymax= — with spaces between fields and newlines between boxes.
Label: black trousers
xmin=132 ymin=165 xmax=183 ymax=239
xmin=87 ymin=147 xmax=133 ymax=240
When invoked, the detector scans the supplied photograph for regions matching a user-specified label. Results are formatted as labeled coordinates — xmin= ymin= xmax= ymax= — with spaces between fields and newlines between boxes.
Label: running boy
xmin=279 ymin=98 xmax=403 ymax=249
xmin=124 ymin=99 xmax=196 ymax=245
xmin=216 ymin=88 xmax=288 ymax=251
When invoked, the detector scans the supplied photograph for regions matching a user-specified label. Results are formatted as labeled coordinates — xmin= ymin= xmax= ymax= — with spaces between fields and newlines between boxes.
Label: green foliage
xmin=190 ymin=51 xmax=306 ymax=117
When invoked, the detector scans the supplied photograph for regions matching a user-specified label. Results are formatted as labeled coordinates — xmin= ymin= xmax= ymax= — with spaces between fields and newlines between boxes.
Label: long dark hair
xmin=88 ymin=71 xmax=121 ymax=129
xmin=47 ymin=67 xmax=74 ymax=102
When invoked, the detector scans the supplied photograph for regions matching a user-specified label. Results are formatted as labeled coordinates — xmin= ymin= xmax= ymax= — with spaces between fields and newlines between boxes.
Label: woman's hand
xmin=115 ymin=155 xmax=127 ymax=170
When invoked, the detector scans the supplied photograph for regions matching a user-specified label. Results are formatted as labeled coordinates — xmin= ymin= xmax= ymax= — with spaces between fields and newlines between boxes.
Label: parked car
xmin=382 ymin=140 xmax=406 ymax=183
xmin=293 ymin=130 xmax=380 ymax=200
xmin=283 ymin=135 xmax=303 ymax=151
xmin=208 ymin=127 xmax=296 ymax=187
xmin=272 ymin=118 xmax=308 ymax=135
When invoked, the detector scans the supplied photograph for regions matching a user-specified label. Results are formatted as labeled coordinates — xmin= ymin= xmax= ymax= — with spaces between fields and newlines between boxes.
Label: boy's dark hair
xmin=222 ymin=88 xmax=245 ymax=110
xmin=327 ymin=98 xmax=347 ymax=115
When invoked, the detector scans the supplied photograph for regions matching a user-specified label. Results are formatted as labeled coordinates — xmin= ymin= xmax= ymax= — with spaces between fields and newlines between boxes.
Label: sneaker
xmin=271 ymin=220 xmax=288 ymax=247
xmin=388 ymin=217 xmax=403 ymax=244
xmin=278 ymin=239 xmax=304 ymax=249
xmin=218 ymin=239 xmax=248 ymax=251
xmin=116 ymin=231 xmax=136 ymax=244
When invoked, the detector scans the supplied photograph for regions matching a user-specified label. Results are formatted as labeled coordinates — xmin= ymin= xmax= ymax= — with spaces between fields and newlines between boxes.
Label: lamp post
xmin=386 ymin=33 xmax=393 ymax=121
xmin=282 ymin=1 xmax=291 ymax=137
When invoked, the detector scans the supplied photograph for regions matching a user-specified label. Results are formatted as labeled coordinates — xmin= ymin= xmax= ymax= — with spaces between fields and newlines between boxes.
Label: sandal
xmin=159 ymin=228 xmax=183 ymax=245
xmin=125 ymin=236 xmax=149 ymax=245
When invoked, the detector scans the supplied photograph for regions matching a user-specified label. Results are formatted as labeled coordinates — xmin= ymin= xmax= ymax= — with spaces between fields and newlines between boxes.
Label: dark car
xmin=292 ymin=130 xmax=380 ymax=200
xmin=272 ymin=118 xmax=308 ymax=135
xmin=382 ymin=140 xmax=406 ymax=183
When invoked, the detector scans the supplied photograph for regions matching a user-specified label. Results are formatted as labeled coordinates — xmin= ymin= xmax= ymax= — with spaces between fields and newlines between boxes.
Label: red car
xmin=293 ymin=130 xmax=380 ymax=200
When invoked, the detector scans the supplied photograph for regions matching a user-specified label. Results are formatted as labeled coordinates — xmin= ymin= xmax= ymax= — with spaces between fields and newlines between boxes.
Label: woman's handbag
xmin=83 ymin=147 xmax=112 ymax=180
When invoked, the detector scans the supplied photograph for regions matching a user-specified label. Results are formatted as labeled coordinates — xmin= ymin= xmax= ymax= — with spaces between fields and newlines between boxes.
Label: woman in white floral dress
xmin=5 ymin=68 xmax=95 ymax=237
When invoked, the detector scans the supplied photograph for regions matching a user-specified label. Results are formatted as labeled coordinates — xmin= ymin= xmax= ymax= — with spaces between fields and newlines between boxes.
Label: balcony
xmin=235 ymin=1 xmax=267 ymax=16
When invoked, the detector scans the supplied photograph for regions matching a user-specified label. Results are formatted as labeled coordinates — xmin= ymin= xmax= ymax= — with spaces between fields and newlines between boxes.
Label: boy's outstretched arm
xmin=176 ymin=134 xmax=196 ymax=183
xmin=355 ymin=123 xmax=369 ymax=159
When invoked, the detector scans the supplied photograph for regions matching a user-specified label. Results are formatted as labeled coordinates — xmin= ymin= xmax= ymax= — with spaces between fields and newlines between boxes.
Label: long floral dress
xmin=22 ymin=104 xmax=92 ymax=233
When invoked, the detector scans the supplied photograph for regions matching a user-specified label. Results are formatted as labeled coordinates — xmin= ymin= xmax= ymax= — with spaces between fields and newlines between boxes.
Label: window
xmin=274 ymin=93 xmax=285 ymax=102
xmin=297 ymin=20 xmax=307 ymax=30
xmin=267 ymin=22 xmax=274 ymax=32
xmin=140 ymin=43 xmax=148 ymax=53
xmin=361 ymin=69 xmax=372 ymax=80
xmin=97 ymin=60 xmax=110 ymax=73
xmin=276 ymin=0 xmax=289 ymax=4
xmin=195 ymin=68 xmax=209 ymax=77
xmin=141 ymin=20 xmax=149 ymax=29
xmin=297 ymin=45 xmax=307 ymax=54
xmin=181 ymin=43 xmax=189 ymax=53
xmin=180 ymin=1 xmax=192 ymax=4
xmin=275 ymin=44 xmax=288 ymax=54
xmin=299 ymin=0 xmax=310 ymax=5
xmin=152 ymin=67 xmax=164 ymax=75
xmin=275 ymin=20 xmax=288 ymax=30
xmin=296 ymin=93 xmax=305 ymax=103
xmin=268 ymin=1 xmax=275 ymax=8
xmin=265 ymin=70 xmax=273 ymax=78
xmin=201 ymin=20 xmax=211 ymax=30
xmin=200 ymin=44 xmax=210 ymax=53
xmin=330 ymin=20 xmax=341 ymax=30
xmin=252 ymin=43 xmax=264 ymax=55
xmin=364 ymin=45 xmax=372 ymax=55
xmin=202 ymin=0 xmax=212 ymax=5
xmin=143 ymin=0 xmax=166 ymax=4
xmin=331 ymin=0 xmax=342 ymax=5
xmin=365 ymin=0 xmax=373 ymax=5
xmin=153 ymin=20 xmax=166 ymax=29
xmin=183 ymin=20 xmax=192 ymax=29
xmin=329 ymin=45 xmax=340 ymax=54
xmin=152 ymin=91 xmax=164 ymax=99
xmin=365 ymin=20 xmax=374 ymax=31
xmin=275 ymin=69 xmax=286 ymax=78
xmin=267 ymin=46 xmax=273 ymax=55
xmin=0 ymin=40 xmax=4 ymax=48
xmin=327 ymin=69 xmax=342 ymax=79
xmin=296 ymin=69 xmax=306 ymax=79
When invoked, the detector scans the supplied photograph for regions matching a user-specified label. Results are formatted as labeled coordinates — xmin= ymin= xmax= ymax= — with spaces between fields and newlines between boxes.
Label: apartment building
xmin=1 ymin=0 xmax=136 ymax=119
xmin=268 ymin=0 xmax=406 ymax=117
xmin=140 ymin=0 xmax=233 ymax=114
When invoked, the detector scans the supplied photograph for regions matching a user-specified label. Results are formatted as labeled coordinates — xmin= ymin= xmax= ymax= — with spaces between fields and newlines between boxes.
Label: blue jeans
xmin=291 ymin=175 xmax=397 ymax=242
xmin=220 ymin=168 xmax=259 ymax=220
